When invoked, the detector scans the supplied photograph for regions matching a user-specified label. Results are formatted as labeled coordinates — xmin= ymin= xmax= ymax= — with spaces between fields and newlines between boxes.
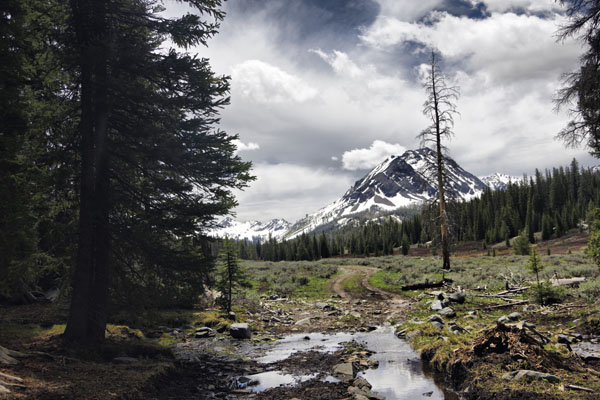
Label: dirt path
xmin=329 ymin=265 xmax=410 ymax=307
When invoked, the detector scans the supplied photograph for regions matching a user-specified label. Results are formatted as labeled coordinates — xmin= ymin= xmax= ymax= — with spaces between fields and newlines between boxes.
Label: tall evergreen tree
xmin=64 ymin=0 xmax=253 ymax=344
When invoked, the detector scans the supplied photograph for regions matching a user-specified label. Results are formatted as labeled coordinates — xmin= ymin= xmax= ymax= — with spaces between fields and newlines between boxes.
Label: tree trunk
xmin=64 ymin=0 xmax=110 ymax=345
xmin=431 ymin=56 xmax=451 ymax=272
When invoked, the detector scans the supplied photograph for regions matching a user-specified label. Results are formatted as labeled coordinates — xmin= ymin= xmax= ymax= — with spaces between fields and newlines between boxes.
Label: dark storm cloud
xmin=225 ymin=0 xmax=380 ymax=49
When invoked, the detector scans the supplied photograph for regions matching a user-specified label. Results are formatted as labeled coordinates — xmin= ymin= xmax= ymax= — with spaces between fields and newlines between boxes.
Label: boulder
xmin=448 ymin=292 xmax=466 ymax=304
xmin=333 ymin=362 xmax=355 ymax=377
xmin=353 ymin=377 xmax=372 ymax=390
xmin=429 ymin=314 xmax=444 ymax=324
xmin=229 ymin=323 xmax=251 ymax=339
xmin=430 ymin=300 xmax=443 ymax=311
xmin=501 ymin=370 xmax=560 ymax=383
xmin=439 ymin=307 xmax=456 ymax=318
xmin=557 ymin=334 xmax=572 ymax=344
xmin=431 ymin=321 xmax=444 ymax=330
xmin=195 ymin=327 xmax=215 ymax=338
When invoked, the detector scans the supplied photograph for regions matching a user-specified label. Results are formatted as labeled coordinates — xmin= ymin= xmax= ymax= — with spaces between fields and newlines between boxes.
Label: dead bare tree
xmin=417 ymin=50 xmax=460 ymax=272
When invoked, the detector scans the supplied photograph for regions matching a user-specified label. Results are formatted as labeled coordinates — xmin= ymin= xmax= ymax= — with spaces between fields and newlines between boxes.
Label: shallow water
xmin=251 ymin=326 xmax=453 ymax=399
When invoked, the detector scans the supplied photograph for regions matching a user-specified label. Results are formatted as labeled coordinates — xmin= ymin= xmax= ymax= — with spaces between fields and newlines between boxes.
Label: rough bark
xmin=64 ymin=0 xmax=110 ymax=345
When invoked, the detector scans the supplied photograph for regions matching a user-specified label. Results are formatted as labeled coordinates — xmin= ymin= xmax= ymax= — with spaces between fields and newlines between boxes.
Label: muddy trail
xmin=138 ymin=266 xmax=444 ymax=400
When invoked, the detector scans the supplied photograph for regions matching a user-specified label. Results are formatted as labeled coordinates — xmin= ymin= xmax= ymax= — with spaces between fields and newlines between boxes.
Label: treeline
xmin=231 ymin=159 xmax=600 ymax=261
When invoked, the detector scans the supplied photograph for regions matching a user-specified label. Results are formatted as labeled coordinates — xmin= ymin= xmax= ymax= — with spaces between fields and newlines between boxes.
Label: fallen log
xmin=0 ymin=372 xmax=23 ymax=383
xmin=565 ymin=384 xmax=594 ymax=393
xmin=482 ymin=300 xmax=529 ymax=310
xmin=496 ymin=287 xmax=530 ymax=295
xmin=401 ymin=278 xmax=453 ymax=291
xmin=0 ymin=345 xmax=28 ymax=365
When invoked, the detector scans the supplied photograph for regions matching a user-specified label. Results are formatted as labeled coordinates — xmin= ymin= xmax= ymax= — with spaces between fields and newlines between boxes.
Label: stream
xmin=246 ymin=326 xmax=456 ymax=399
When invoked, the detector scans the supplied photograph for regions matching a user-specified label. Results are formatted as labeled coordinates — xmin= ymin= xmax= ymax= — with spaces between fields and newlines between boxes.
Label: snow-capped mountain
xmin=479 ymin=173 xmax=523 ymax=191
xmin=211 ymin=217 xmax=291 ymax=242
xmin=284 ymin=148 xmax=487 ymax=239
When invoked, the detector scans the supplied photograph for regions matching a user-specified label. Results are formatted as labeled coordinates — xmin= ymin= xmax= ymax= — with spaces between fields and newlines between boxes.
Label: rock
xmin=316 ymin=302 xmax=331 ymax=310
xmin=216 ymin=325 xmax=227 ymax=333
xmin=270 ymin=317 xmax=281 ymax=323
xmin=195 ymin=327 xmax=215 ymax=338
xmin=423 ymin=391 xmax=434 ymax=397
xmin=295 ymin=317 xmax=312 ymax=326
xmin=366 ymin=326 xmax=377 ymax=332
xmin=333 ymin=362 xmax=355 ymax=377
xmin=449 ymin=323 xmax=466 ymax=333
xmin=557 ymin=334 xmax=572 ymax=344
xmin=430 ymin=291 xmax=444 ymax=299
xmin=502 ymin=370 xmax=560 ymax=383
xmin=269 ymin=294 xmax=279 ymax=300
xmin=228 ymin=311 xmax=236 ymax=320
xmin=112 ymin=356 xmax=138 ymax=364
xmin=439 ymin=307 xmax=456 ymax=318
xmin=349 ymin=311 xmax=362 ymax=319
xmin=498 ymin=316 xmax=510 ymax=323
xmin=441 ymin=299 xmax=451 ymax=308
xmin=303 ymin=336 xmax=310 ymax=341
xmin=508 ymin=312 xmax=522 ymax=321
xmin=429 ymin=314 xmax=444 ymax=324
xmin=430 ymin=300 xmax=443 ymax=311
xmin=229 ymin=323 xmax=251 ymax=339
xmin=396 ymin=329 xmax=407 ymax=338
xmin=431 ymin=321 xmax=444 ymax=330
xmin=448 ymin=292 xmax=466 ymax=304
xmin=353 ymin=377 xmax=372 ymax=390
xmin=368 ymin=358 xmax=379 ymax=368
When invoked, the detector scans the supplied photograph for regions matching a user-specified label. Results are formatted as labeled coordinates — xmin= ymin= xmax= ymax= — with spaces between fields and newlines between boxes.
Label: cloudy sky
xmin=166 ymin=0 xmax=595 ymax=223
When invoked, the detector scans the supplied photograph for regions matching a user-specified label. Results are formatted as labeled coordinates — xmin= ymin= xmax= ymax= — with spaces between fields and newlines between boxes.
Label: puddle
xmin=251 ymin=326 xmax=454 ymax=399
xmin=243 ymin=371 xmax=318 ymax=392
xmin=355 ymin=326 xmax=450 ymax=399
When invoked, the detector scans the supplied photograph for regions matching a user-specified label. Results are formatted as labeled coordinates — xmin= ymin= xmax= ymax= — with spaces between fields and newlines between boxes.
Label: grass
xmin=294 ymin=270 xmax=341 ymax=299
xmin=341 ymin=273 xmax=368 ymax=296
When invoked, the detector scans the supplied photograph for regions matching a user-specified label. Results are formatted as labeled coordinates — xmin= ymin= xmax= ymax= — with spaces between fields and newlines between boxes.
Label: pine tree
xmin=216 ymin=239 xmax=248 ymax=314
xmin=64 ymin=0 xmax=253 ymax=344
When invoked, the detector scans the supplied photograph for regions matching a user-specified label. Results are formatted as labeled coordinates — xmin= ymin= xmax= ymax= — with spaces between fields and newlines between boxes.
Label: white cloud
xmin=233 ymin=163 xmax=353 ymax=221
xmin=310 ymin=49 xmax=367 ymax=78
xmin=233 ymin=139 xmax=260 ymax=153
xmin=360 ymin=12 xmax=581 ymax=84
xmin=231 ymin=59 xmax=318 ymax=104
xmin=341 ymin=140 xmax=407 ymax=171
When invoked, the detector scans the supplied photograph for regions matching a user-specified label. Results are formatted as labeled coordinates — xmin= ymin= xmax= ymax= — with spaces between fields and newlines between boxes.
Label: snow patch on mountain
xmin=285 ymin=148 xmax=487 ymax=239
xmin=479 ymin=173 xmax=523 ymax=191
xmin=211 ymin=217 xmax=291 ymax=241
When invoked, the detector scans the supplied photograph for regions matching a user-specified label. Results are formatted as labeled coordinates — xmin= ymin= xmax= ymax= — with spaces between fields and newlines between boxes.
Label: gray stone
xmin=429 ymin=314 xmax=444 ymax=324
xmin=295 ymin=317 xmax=312 ymax=325
xmin=508 ymin=312 xmax=522 ymax=321
xmin=195 ymin=327 xmax=215 ymax=338
xmin=441 ymin=299 xmax=451 ymax=308
xmin=449 ymin=323 xmax=466 ymax=333
xmin=406 ymin=330 xmax=422 ymax=339
xmin=431 ymin=321 xmax=444 ymax=330
xmin=353 ymin=377 xmax=372 ymax=390
xmin=498 ymin=316 xmax=510 ymax=323
xmin=439 ymin=307 xmax=456 ymax=318
xmin=229 ymin=323 xmax=251 ymax=339
xmin=448 ymin=292 xmax=466 ymax=304
xmin=269 ymin=294 xmax=279 ymax=300
xmin=316 ymin=302 xmax=331 ymax=310
xmin=333 ymin=362 xmax=355 ymax=377
xmin=501 ymin=370 xmax=560 ymax=383
xmin=430 ymin=300 xmax=443 ymax=311
xmin=557 ymin=334 xmax=572 ymax=344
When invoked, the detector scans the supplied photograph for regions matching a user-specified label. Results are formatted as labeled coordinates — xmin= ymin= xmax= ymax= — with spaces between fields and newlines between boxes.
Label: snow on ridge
xmin=479 ymin=173 xmax=523 ymax=191
xmin=210 ymin=217 xmax=291 ymax=241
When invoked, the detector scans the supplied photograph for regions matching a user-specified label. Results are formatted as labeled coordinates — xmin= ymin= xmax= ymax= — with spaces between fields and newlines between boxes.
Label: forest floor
xmin=2 ymin=236 xmax=600 ymax=399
